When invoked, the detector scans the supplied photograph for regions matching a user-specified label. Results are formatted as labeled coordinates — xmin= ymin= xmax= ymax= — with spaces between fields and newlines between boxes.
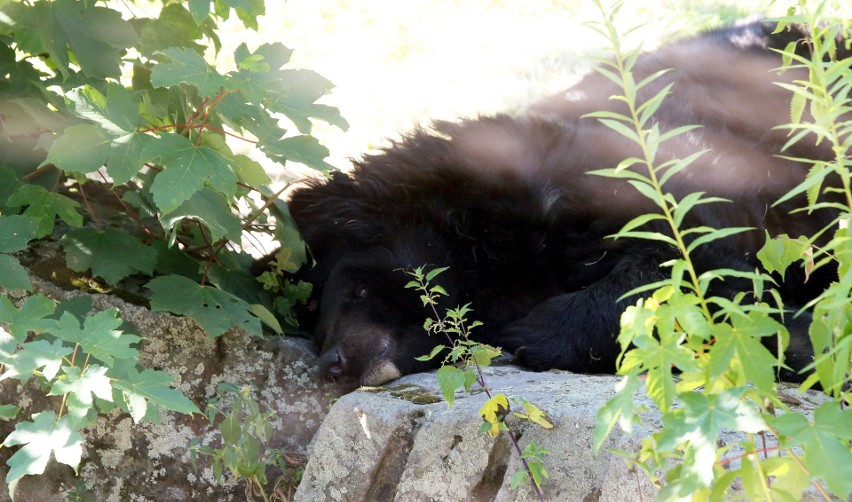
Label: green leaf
xmin=756 ymin=233 xmax=811 ymax=276
xmin=593 ymin=375 xmax=640 ymax=451
xmin=62 ymin=228 xmax=157 ymax=284
xmin=45 ymin=124 xmax=112 ymax=174
xmin=620 ymin=311 xmax=697 ymax=412
xmin=146 ymin=134 xmax=237 ymax=214
xmin=188 ymin=0 xmax=212 ymax=23
xmin=150 ymin=47 xmax=227 ymax=96
xmin=262 ymin=135 xmax=335 ymax=172
xmin=231 ymin=154 xmax=270 ymax=186
xmin=469 ymin=344 xmax=501 ymax=366
xmin=147 ymin=275 xmax=261 ymax=337
xmin=54 ymin=310 xmax=141 ymax=366
xmin=425 ymin=266 xmax=450 ymax=282
xmin=0 ymin=339 xmax=71 ymax=382
xmin=219 ymin=413 xmax=241 ymax=444
xmin=48 ymin=364 xmax=113 ymax=423
xmin=597 ymin=118 xmax=640 ymax=143
xmin=17 ymin=0 xmax=137 ymax=79
xmin=657 ymin=389 xmax=764 ymax=491
xmin=3 ymin=412 xmax=84 ymax=495
xmin=0 ymin=254 xmax=32 ymax=291
xmin=0 ymin=295 xmax=56 ymax=342
xmin=415 ymin=345 xmax=446 ymax=362
xmin=436 ymin=365 xmax=465 ymax=409
xmin=709 ymin=316 xmax=780 ymax=392
xmin=160 ymin=188 xmax=242 ymax=244
xmin=254 ymin=68 xmax=348 ymax=133
xmin=772 ymin=402 xmax=852 ymax=497
xmin=0 ymin=215 xmax=38 ymax=253
xmin=0 ymin=404 xmax=20 ymax=419
xmin=5 ymin=184 xmax=82 ymax=237
xmin=686 ymin=227 xmax=752 ymax=254
xmin=139 ymin=4 xmax=204 ymax=58
xmin=760 ymin=456 xmax=809 ymax=501
xmin=111 ymin=366 xmax=200 ymax=422
xmin=248 ymin=304 xmax=282 ymax=335
xmin=107 ymin=132 xmax=154 ymax=185
xmin=66 ymin=84 xmax=139 ymax=136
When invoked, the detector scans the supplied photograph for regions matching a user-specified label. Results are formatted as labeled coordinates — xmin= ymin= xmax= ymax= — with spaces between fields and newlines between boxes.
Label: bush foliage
xmin=0 ymin=0 xmax=338 ymax=497
xmin=589 ymin=1 xmax=852 ymax=499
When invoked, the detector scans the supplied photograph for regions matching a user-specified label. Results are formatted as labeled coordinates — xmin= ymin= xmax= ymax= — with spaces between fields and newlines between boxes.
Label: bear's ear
xmin=288 ymin=172 xmax=378 ymax=258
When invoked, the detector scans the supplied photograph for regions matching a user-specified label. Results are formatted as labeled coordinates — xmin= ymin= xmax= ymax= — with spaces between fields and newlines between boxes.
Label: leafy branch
xmin=588 ymin=0 xmax=852 ymax=499
xmin=406 ymin=267 xmax=552 ymax=498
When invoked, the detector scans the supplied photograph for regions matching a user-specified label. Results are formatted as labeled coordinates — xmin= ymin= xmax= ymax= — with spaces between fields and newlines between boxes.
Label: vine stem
xmin=417 ymin=276 xmax=546 ymax=501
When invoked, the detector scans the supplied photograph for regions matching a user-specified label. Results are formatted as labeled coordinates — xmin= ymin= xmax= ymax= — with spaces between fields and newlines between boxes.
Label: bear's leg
xmin=500 ymin=252 xmax=667 ymax=374
xmin=500 ymin=251 xmax=817 ymax=381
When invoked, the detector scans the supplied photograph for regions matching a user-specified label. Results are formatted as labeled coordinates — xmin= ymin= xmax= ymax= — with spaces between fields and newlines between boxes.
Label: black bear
xmin=286 ymin=21 xmax=841 ymax=386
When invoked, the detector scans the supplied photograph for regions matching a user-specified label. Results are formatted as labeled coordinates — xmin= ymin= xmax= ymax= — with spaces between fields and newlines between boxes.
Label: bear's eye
xmin=355 ymin=286 xmax=369 ymax=299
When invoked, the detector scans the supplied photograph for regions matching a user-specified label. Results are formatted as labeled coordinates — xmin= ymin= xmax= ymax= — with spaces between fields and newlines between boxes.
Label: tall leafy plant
xmin=589 ymin=0 xmax=852 ymax=499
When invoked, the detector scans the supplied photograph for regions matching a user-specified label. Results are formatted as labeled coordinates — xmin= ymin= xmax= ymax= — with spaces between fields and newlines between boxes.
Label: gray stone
xmin=0 ymin=277 xmax=345 ymax=501
xmin=295 ymin=367 xmax=659 ymax=502
xmin=294 ymin=367 xmax=831 ymax=502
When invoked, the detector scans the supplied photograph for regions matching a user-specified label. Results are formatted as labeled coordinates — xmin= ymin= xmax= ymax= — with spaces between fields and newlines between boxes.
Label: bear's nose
xmin=320 ymin=348 xmax=347 ymax=377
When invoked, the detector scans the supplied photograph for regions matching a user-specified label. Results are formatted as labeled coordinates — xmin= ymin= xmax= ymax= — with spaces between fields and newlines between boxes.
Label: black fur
xmin=285 ymin=21 xmax=843 ymax=386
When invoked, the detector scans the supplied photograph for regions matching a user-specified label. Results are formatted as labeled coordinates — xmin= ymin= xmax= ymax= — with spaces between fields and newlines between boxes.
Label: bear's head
xmin=288 ymin=172 xmax=461 ymax=386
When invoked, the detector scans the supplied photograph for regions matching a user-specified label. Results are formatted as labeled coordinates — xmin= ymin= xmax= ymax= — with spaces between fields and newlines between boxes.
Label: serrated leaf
xmin=107 ymin=132 xmax=154 ymax=185
xmin=139 ymin=4 xmax=204 ymax=58
xmin=247 ymin=67 xmax=348 ymax=133
xmin=0 ymin=295 xmax=56 ymax=342
xmin=45 ymin=123 xmax=112 ymax=174
xmin=54 ymin=310 xmax=140 ymax=366
xmin=151 ymin=47 xmax=227 ymax=96
xmin=772 ymin=402 xmax=852 ymax=496
xmin=509 ymin=470 xmax=529 ymax=490
xmin=593 ymin=375 xmax=640 ymax=451
xmin=5 ymin=184 xmax=82 ymax=237
xmin=0 ymin=215 xmax=38 ymax=253
xmin=436 ymin=365 xmax=465 ymax=409
xmin=760 ymin=456 xmax=809 ymax=501
xmin=263 ymin=135 xmax=334 ymax=172
xmin=656 ymin=389 xmax=764 ymax=489
xmin=147 ymin=274 xmax=261 ymax=337
xmin=160 ymin=188 xmax=242 ymax=244
xmin=66 ymin=84 xmax=139 ymax=136
xmin=0 ymin=339 xmax=72 ymax=382
xmin=757 ymin=233 xmax=811 ymax=276
xmin=513 ymin=398 xmax=553 ymax=429
xmin=0 ymin=254 xmax=32 ymax=291
xmin=62 ymin=228 xmax=157 ymax=284
xmin=18 ymin=0 xmax=137 ymax=79
xmin=3 ymin=412 xmax=84 ymax=495
xmin=187 ymin=0 xmax=212 ymax=23
xmin=470 ymin=344 xmax=500 ymax=366
xmin=146 ymin=134 xmax=237 ymax=214
xmin=48 ymin=364 xmax=113 ymax=423
xmin=112 ymin=366 xmax=200 ymax=422
xmin=710 ymin=313 xmax=783 ymax=392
